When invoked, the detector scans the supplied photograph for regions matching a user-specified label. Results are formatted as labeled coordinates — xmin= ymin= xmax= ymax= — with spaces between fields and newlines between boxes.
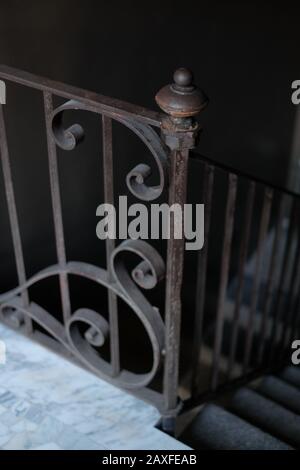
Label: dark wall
xmin=0 ymin=0 xmax=299 ymax=311
xmin=1 ymin=1 xmax=298 ymax=175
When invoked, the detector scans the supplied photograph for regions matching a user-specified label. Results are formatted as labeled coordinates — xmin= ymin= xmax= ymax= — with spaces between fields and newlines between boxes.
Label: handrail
xmin=0 ymin=65 xmax=162 ymax=127
xmin=191 ymin=150 xmax=300 ymax=200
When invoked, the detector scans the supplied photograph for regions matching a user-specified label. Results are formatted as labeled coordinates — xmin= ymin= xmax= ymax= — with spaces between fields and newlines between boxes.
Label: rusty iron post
xmin=155 ymin=68 xmax=208 ymax=432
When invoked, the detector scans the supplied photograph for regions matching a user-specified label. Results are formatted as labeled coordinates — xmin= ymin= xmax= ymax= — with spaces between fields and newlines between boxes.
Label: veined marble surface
xmin=0 ymin=323 xmax=190 ymax=450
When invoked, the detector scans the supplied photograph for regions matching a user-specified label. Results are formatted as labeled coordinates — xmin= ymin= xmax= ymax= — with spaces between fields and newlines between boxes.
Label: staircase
xmin=180 ymin=366 xmax=300 ymax=450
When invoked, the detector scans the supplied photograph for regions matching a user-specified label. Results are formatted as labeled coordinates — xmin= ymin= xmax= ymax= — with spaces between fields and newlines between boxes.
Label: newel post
xmin=155 ymin=68 xmax=208 ymax=432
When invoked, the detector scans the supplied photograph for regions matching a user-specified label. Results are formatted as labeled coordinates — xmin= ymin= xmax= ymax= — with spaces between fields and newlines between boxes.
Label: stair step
xmin=230 ymin=387 xmax=300 ymax=448
xmin=279 ymin=366 xmax=300 ymax=389
xmin=180 ymin=404 xmax=292 ymax=450
xmin=257 ymin=375 xmax=300 ymax=415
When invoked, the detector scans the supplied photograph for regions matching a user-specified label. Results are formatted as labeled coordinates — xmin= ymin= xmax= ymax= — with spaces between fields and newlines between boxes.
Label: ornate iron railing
xmin=0 ymin=65 xmax=208 ymax=433
xmin=0 ymin=65 xmax=299 ymax=435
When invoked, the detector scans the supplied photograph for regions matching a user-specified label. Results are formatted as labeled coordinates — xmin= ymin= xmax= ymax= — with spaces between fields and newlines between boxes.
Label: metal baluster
xmin=285 ymin=209 xmax=300 ymax=350
xmin=243 ymin=187 xmax=273 ymax=373
xmin=211 ymin=173 xmax=237 ymax=391
xmin=155 ymin=68 xmax=208 ymax=432
xmin=279 ymin=203 xmax=300 ymax=358
xmin=257 ymin=195 xmax=286 ymax=364
xmin=268 ymin=199 xmax=297 ymax=362
xmin=191 ymin=163 xmax=214 ymax=396
xmin=102 ymin=115 xmax=120 ymax=376
xmin=280 ymin=250 xmax=300 ymax=358
xmin=43 ymin=92 xmax=71 ymax=324
xmin=0 ymin=104 xmax=32 ymax=333
xmin=227 ymin=181 xmax=255 ymax=379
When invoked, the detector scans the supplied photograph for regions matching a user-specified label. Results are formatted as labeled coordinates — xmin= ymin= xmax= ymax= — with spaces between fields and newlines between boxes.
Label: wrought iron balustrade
xmin=0 ymin=65 xmax=208 ymax=433
xmin=0 ymin=65 xmax=299 ymax=435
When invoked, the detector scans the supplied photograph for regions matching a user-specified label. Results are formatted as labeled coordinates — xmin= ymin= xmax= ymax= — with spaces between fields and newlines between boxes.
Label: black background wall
xmin=0 ymin=1 xmax=299 ymax=365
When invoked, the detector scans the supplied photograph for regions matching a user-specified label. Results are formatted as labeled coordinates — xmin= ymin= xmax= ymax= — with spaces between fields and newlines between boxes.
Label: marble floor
xmin=0 ymin=323 xmax=190 ymax=450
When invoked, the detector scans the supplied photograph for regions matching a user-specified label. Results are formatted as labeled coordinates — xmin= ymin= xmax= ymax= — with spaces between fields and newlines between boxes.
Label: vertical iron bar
xmin=102 ymin=115 xmax=120 ymax=376
xmin=286 ymin=209 xmax=300 ymax=349
xmin=191 ymin=163 xmax=214 ymax=395
xmin=268 ymin=199 xmax=297 ymax=362
xmin=163 ymin=147 xmax=189 ymax=415
xmin=43 ymin=91 xmax=71 ymax=324
xmin=257 ymin=195 xmax=285 ymax=364
xmin=243 ymin=187 xmax=273 ymax=373
xmin=278 ymin=203 xmax=300 ymax=357
xmin=227 ymin=181 xmax=255 ymax=379
xmin=148 ymin=67 xmax=207 ymax=431
xmin=211 ymin=173 xmax=237 ymax=391
xmin=0 ymin=104 xmax=32 ymax=333
xmin=280 ymin=236 xmax=300 ymax=357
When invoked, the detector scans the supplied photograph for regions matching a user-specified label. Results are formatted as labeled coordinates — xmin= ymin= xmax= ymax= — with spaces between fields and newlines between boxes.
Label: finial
xmin=155 ymin=67 xmax=208 ymax=119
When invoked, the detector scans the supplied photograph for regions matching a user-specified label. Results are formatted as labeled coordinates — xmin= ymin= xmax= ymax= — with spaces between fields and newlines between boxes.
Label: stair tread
xmin=230 ymin=387 xmax=300 ymax=448
xmin=279 ymin=366 xmax=300 ymax=390
xmin=181 ymin=403 xmax=292 ymax=450
xmin=257 ymin=375 xmax=300 ymax=415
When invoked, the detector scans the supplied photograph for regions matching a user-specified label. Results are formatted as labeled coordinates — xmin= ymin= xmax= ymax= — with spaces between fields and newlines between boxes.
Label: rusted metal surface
xmin=44 ymin=91 xmax=72 ymax=325
xmin=161 ymin=146 xmax=190 ymax=431
xmin=156 ymin=68 xmax=207 ymax=431
xmin=102 ymin=115 xmax=120 ymax=377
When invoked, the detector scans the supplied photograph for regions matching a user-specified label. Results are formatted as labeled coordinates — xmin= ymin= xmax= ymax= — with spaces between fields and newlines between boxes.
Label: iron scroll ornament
xmin=51 ymin=99 xmax=169 ymax=201
xmin=49 ymin=98 xmax=168 ymax=386
xmin=0 ymin=240 xmax=166 ymax=389
xmin=0 ymin=97 xmax=169 ymax=390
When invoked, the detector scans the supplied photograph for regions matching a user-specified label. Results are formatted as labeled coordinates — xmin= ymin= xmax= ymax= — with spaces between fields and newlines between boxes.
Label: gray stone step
xmin=279 ymin=366 xmax=300 ymax=389
xmin=257 ymin=375 xmax=300 ymax=415
xmin=180 ymin=404 xmax=292 ymax=450
xmin=230 ymin=387 xmax=300 ymax=448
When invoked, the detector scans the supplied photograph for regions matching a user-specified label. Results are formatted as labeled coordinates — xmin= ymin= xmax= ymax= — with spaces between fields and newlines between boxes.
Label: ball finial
xmin=155 ymin=67 xmax=208 ymax=119
xmin=173 ymin=68 xmax=193 ymax=88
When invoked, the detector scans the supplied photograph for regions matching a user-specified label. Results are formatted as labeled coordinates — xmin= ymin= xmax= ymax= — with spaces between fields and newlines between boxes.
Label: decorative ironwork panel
xmin=0 ymin=65 xmax=207 ymax=432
